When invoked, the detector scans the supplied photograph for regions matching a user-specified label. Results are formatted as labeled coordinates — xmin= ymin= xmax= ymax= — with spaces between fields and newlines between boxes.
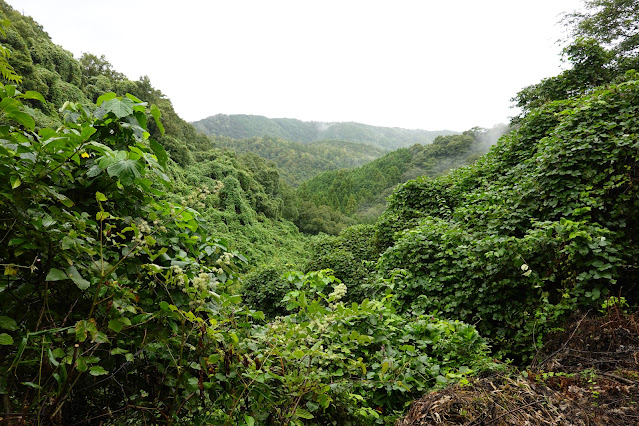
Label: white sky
xmin=12 ymin=0 xmax=585 ymax=131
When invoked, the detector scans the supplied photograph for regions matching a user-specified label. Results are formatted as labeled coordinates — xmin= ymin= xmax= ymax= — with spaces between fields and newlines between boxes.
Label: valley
xmin=0 ymin=0 xmax=638 ymax=424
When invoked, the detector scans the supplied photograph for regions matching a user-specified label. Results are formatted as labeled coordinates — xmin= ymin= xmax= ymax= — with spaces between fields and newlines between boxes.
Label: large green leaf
xmin=294 ymin=408 xmax=314 ymax=420
xmin=0 ymin=333 xmax=13 ymax=345
xmin=96 ymin=92 xmax=117 ymax=106
xmin=108 ymin=317 xmax=131 ymax=333
xmin=0 ymin=316 xmax=17 ymax=331
xmin=10 ymin=175 xmax=20 ymax=189
xmin=107 ymin=159 xmax=143 ymax=185
xmin=65 ymin=265 xmax=90 ymax=290
xmin=81 ymin=125 xmax=97 ymax=141
xmin=0 ymin=97 xmax=21 ymax=113
xmin=45 ymin=268 xmax=68 ymax=281
xmin=18 ymin=91 xmax=45 ymax=103
xmin=150 ymin=104 xmax=165 ymax=135
xmin=10 ymin=111 xmax=35 ymax=131
xmin=150 ymin=138 xmax=168 ymax=168
xmin=89 ymin=366 xmax=108 ymax=376
xmin=102 ymin=97 xmax=134 ymax=118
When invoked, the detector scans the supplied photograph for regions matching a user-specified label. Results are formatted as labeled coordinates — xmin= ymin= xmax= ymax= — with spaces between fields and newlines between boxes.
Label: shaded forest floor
xmin=397 ymin=309 xmax=639 ymax=425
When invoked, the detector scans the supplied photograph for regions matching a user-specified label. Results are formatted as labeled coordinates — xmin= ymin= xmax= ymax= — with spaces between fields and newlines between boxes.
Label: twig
xmin=534 ymin=310 xmax=590 ymax=369
xmin=599 ymin=372 xmax=637 ymax=385
xmin=470 ymin=398 xmax=547 ymax=426
xmin=0 ymin=219 xmax=16 ymax=245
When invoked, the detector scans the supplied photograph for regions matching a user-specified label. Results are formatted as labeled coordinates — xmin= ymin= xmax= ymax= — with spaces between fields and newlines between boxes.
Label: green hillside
xmin=0 ymin=1 xmax=309 ymax=267
xmin=2 ymin=0 xmax=639 ymax=424
xmin=193 ymin=113 xmax=458 ymax=150
xmin=305 ymin=0 xmax=639 ymax=362
xmin=211 ymin=134 xmax=388 ymax=186
xmin=297 ymin=125 xmax=508 ymax=226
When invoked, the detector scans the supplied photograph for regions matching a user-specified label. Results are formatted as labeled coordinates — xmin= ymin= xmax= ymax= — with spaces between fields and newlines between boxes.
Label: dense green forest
xmin=210 ymin=135 xmax=388 ymax=186
xmin=1 ymin=0 xmax=639 ymax=424
xmin=0 ymin=1 xmax=313 ymax=267
xmin=296 ymin=125 xmax=508 ymax=226
xmin=193 ymin=114 xmax=458 ymax=151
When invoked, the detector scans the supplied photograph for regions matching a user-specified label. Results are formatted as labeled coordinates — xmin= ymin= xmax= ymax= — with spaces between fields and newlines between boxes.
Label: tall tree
xmin=514 ymin=0 xmax=639 ymax=116
xmin=564 ymin=0 xmax=639 ymax=65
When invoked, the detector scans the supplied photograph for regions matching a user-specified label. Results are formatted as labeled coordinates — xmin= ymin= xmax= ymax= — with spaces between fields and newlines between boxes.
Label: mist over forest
xmin=1 ymin=0 xmax=639 ymax=424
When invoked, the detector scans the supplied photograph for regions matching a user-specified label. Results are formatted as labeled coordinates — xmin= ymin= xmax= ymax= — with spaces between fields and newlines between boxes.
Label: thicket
xmin=0 ymin=3 xmax=499 ymax=424
xmin=0 ymin=87 xmax=498 ymax=425
xmin=297 ymin=0 xmax=639 ymax=362
xmin=2 ymin=0 xmax=639 ymax=423
xmin=362 ymin=75 xmax=639 ymax=359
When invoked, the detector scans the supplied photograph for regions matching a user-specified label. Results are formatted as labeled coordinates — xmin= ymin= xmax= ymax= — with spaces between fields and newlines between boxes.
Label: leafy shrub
xmin=305 ymin=225 xmax=380 ymax=303
xmin=0 ymin=88 xmax=248 ymax=424
xmin=226 ymin=270 xmax=498 ymax=425
xmin=374 ymin=75 xmax=639 ymax=359
xmin=241 ymin=264 xmax=292 ymax=317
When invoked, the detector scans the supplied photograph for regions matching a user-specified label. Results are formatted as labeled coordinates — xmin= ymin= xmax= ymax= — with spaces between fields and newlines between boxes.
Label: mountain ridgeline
xmin=193 ymin=113 xmax=458 ymax=150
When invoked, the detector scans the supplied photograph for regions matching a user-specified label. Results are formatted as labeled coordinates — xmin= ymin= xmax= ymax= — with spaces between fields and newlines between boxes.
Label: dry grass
xmin=397 ymin=309 xmax=639 ymax=425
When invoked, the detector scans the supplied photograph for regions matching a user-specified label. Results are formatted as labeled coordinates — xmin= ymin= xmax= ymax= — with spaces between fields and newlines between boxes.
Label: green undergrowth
xmin=0 ymin=86 xmax=497 ymax=425
xmin=365 ymin=73 xmax=639 ymax=359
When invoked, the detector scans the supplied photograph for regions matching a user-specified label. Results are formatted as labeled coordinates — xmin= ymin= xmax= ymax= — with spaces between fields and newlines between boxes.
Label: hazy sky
xmin=13 ymin=0 xmax=585 ymax=131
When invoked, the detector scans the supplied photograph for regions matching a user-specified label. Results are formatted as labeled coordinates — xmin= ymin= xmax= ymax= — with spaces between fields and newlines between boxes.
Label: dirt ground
xmin=397 ymin=309 xmax=639 ymax=425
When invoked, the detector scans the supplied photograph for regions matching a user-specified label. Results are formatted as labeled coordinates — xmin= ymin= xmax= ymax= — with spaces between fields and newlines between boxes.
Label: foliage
xmin=305 ymin=225 xmax=380 ymax=303
xmin=298 ymin=126 xmax=506 ymax=226
xmin=512 ymin=38 xmax=613 ymax=115
xmin=0 ymin=18 xmax=21 ymax=83
xmin=0 ymin=89 xmax=497 ymax=424
xmin=241 ymin=264 xmax=292 ymax=317
xmin=514 ymin=0 xmax=639 ymax=117
xmin=213 ymin=134 xmax=387 ymax=186
xmin=294 ymin=199 xmax=358 ymax=235
xmin=373 ymin=75 xmax=639 ymax=358
xmin=225 ymin=270 xmax=498 ymax=425
xmin=564 ymin=0 xmax=639 ymax=66
xmin=0 ymin=87 xmax=248 ymax=423
xmin=169 ymin=149 xmax=310 ymax=267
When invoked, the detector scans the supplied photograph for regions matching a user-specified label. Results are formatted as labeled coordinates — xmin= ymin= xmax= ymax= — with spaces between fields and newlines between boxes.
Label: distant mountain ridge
xmin=192 ymin=114 xmax=458 ymax=150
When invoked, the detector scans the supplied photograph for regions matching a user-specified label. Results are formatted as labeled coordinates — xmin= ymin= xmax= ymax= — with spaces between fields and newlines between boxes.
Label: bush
xmin=242 ymin=264 xmax=292 ymax=317
xmin=229 ymin=270 xmax=498 ymax=425
xmin=373 ymin=76 xmax=639 ymax=359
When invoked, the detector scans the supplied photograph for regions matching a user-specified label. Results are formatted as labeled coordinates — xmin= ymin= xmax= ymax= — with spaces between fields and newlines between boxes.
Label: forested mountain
xmin=211 ymin=134 xmax=387 ymax=186
xmin=0 ymin=1 xmax=311 ymax=266
xmin=296 ymin=125 xmax=507 ymax=228
xmin=193 ymin=113 xmax=458 ymax=150
xmin=1 ymin=0 xmax=639 ymax=424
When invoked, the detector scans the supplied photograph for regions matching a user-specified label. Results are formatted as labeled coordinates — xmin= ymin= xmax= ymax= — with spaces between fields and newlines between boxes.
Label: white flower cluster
xmin=169 ymin=265 xmax=186 ymax=287
xmin=182 ymin=181 xmax=223 ymax=209
xmin=188 ymin=272 xmax=219 ymax=309
xmin=216 ymin=252 xmax=233 ymax=266
xmin=213 ymin=180 xmax=224 ymax=193
xmin=152 ymin=218 xmax=167 ymax=233
xmin=132 ymin=219 xmax=152 ymax=248
xmin=192 ymin=272 xmax=215 ymax=293
xmin=307 ymin=313 xmax=337 ymax=334
xmin=328 ymin=283 xmax=347 ymax=302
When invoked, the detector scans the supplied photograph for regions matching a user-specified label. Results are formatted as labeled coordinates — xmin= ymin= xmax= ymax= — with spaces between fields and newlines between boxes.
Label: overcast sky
xmin=13 ymin=0 xmax=585 ymax=131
